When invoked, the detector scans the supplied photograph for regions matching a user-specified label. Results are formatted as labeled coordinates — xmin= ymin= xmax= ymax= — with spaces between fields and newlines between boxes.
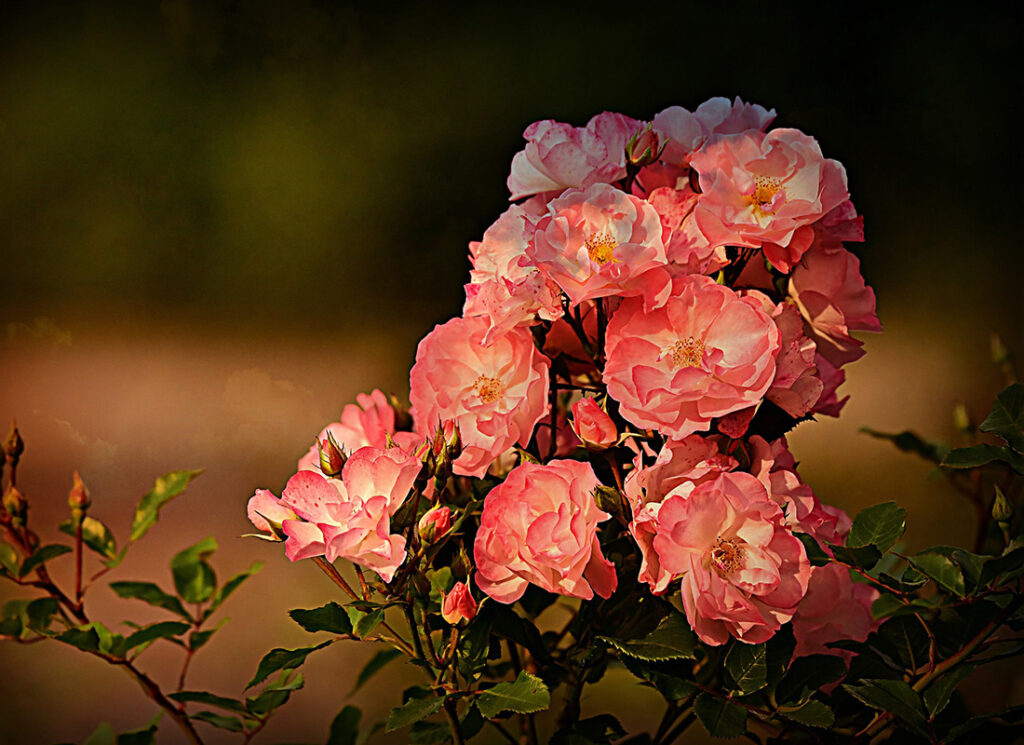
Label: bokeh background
xmin=1 ymin=1 xmax=1021 ymax=743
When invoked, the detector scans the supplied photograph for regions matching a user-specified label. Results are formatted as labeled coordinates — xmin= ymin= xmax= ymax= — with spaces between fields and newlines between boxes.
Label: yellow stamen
xmin=747 ymin=175 xmax=784 ymax=217
xmin=585 ymin=232 xmax=618 ymax=266
xmin=472 ymin=375 xmax=503 ymax=404
xmin=710 ymin=537 xmax=745 ymax=577
xmin=668 ymin=337 xmax=705 ymax=369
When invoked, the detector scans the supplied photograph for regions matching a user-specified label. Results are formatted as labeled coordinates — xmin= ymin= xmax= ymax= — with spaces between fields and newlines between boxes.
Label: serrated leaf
xmin=923 ymin=663 xmax=975 ymax=719
xmin=844 ymin=679 xmax=928 ymax=737
xmin=980 ymin=383 xmax=1024 ymax=453
xmin=694 ymin=693 xmax=746 ymax=738
xmin=597 ymin=612 xmax=696 ymax=661
xmin=170 ymin=537 xmax=218 ymax=604
xmin=327 ymin=705 xmax=361 ymax=745
xmin=60 ymin=516 xmax=117 ymax=559
xmin=909 ymin=552 xmax=966 ymax=597
xmin=795 ymin=533 xmax=830 ymax=566
xmin=290 ymin=602 xmax=353 ymax=635
xmin=0 ymin=543 xmax=17 ymax=575
xmin=110 ymin=581 xmax=191 ymax=620
xmin=941 ymin=444 xmax=1024 ymax=474
xmin=203 ymin=562 xmax=262 ymax=620
xmin=128 ymin=470 xmax=203 ymax=544
xmin=385 ymin=696 xmax=445 ymax=732
xmin=352 ymin=648 xmax=403 ymax=694
xmin=619 ymin=656 xmax=697 ymax=701
xmin=774 ymin=655 xmax=847 ymax=704
xmin=477 ymin=671 xmax=550 ymax=719
xmin=246 ymin=640 xmax=332 ymax=689
xmin=725 ymin=642 xmax=767 ymax=694
xmin=122 ymin=621 xmax=190 ymax=655
xmin=190 ymin=711 xmax=246 ymax=733
xmin=18 ymin=544 xmax=72 ymax=578
xmin=847 ymin=502 xmax=906 ymax=552
xmin=829 ymin=543 xmax=882 ymax=570
xmin=780 ymin=699 xmax=834 ymax=728
xmin=170 ymin=690 xmax=249 ymax=715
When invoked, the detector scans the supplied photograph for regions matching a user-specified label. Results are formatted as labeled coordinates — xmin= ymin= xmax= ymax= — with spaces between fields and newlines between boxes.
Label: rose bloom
xmin=689 ymin=129 xmax=849 ymax=272
xmin=570 ymin=397 xmax=617 ymax=450
xmin=507 ymin=111 xmax=642 ymax=200
xmin=474 ymin=459 xmax=617 ymax=603
xmin=652 ymin=97 xmax=776 ymax=168
xmin=792 ymin=563 xmax=878 ymax=662
xmin=527 ymin=183 xmax=671 ymax=308
xmin=645 ymin=186 xmax=729 ymax=275
xmin=811 ymin=353 xmax=849 ymax=417
xmin=789 ymin=244 xmax=882 ymax=368
xmin=441 ymin=582 xmax=478 ymax=625
xmin=409 ymin=317 xmax=549 ymax=478
xmin=604 ymin=274 xmax=781 ymax=438
xmin=649 ymin=471 xmax=811 ymax=645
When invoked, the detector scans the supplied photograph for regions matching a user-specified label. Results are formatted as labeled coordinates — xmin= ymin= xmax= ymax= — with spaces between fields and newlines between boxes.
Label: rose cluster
xmin=249 ymin=97 xmax=882 ymax=654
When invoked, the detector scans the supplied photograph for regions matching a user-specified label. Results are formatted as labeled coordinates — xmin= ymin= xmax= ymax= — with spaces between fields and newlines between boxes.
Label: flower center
xmin=668 ymin=337 xmax=705 ymax=369
xmin=747 ymin=175 xmax=785 ymax=217
xmin=709 ymin=537 xmax=745 ymax=577
xmin=472 ymin=375 xmax=503 ymax=404
xmin=585 ymin=232 xmax=618 ymax=266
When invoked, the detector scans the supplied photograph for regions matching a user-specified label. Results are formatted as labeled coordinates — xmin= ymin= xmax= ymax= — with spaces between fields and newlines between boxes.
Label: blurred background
xmin=0 ymin=1 xmax=1021 ymax=743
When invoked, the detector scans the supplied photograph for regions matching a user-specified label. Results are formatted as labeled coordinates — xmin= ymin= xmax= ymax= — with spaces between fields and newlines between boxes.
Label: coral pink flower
xmin=463 ymin=201 xmax=563 ymax=343
xmin=789 ymin=244 xmax=882 ymax=368
xmin=570 ymin=397 xmax=617 ymax=450
xmin=441 ymin=582 xmax=478 ymax=625
xmin=689 ymin=129 xmax=849 ymax=272
xmin=507 ymin=112 xmax=642 ymax=200
xmin=409 ymin=317 xmax=550 ymax=478
xmin=652 ymin=97 xmax=775 ymax=168
xmin=528 ymin=183 xmax=671 ymax=308
xmin=418 ymin=506 xmax=452 ymax=543
xmin=298 ymin=389 xmax=419 ymax=474
xmin=646 ymin=186 xmax=729 ymax=275
xmin=474 ymin=459 xmax=617 ymax=603
xmin=811 ymin=353 xmax=849 ymax=417
xmin=650 ymin=472 xmax=811 ymax=645
xmin=246 ymin=489 xmax=297 ymax=537
xmin=792 ymin=563 xmax=878 ymax=662
xmin=604 ymin=275 xmax=781 ymax=438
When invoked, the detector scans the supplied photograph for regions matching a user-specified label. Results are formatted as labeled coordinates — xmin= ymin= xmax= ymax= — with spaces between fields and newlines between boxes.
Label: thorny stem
xmin=74 ymin=519 xmax=84 ymax=605
xmin=596 ymin=298 xmax=607 ymax=365
xmin=404 ymin=603 xmax=464 ymax=745
xmin=488 ymin=720 xmax=518 ymax=745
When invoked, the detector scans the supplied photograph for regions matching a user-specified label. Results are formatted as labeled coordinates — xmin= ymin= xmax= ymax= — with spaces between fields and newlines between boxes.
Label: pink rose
xmin=441 ymin=582 xmax=478 ymax=625
xmin=792 ymin=563 xmax=878 ymax=662
xmin=646 ymin=186 xmax=729 ymax=275
xmin=604 ymin=275 xmax=781 ymax=438
xmin=418 ymin=505 xmax=452 ymax=543
xmin=650 ymin=471 xmax=811 ymax=645
xmin=652 ymin=97 xmax=775 ymax=167
xmin=789 ymin=244 xmax=882 ymax=368
xmin=507 ymin=112 xmax=643 ymax=200
xmin=527 ymin=183 xmax=671 ymax=308
xmin=246 ymin=489 xmax=297 ymax=538
xmin=810 ymin=353 xmax=849 ymax=417
xmin=409 ymin=317 xmax=550 ymax=478
xmin=570 ymin=397 xmax=617 ymax=450
xmin=474 ymin=459 xmax=617 ymax=603
xmin=689 ymin=129 xmax=849 ymax=272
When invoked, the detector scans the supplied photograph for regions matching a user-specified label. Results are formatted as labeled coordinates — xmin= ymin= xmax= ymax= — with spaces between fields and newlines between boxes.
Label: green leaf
xmin=619 ymin=656 xmax=697 ymax=701
xmin=190 ymin=711 xmax=245 ymax=733
xmin=477 ymin=671 xmax=551 ymax=719
xmin=122 ymin=621 xmax=190 ymax=654
xmin=326 ymin=705 xmax=361 ymax=745
xmin=795 ymin=533 xmax=831 ymax=566
xmin=844 ymin=679 xmax=928 ymax=737
xmin=347 ymin=607 xmax=384 ymax=639
xmin=385 ymin=696 xmax=445 ymax=732
xmin=0 ymin=542 xmax=17 ymax=575
xmin=847 ymin=502 xmax=907 ymax=552
xmin=110 ymin=581 xmax=190 ymax=620
xmin=189 ymin=618 xmax=228 ymax=651
xmin=170 ymin=691 xmax=249 ymax=716
xmin=57 ymin=622 xmax=119 ymax=655
xmin=410 ymin=721 xmax=450 ymax=745
xmin=128 ymin=469 xmax=203 ymax=543
xmin=203 ymin=562 xmax=262 ymax=619
xmin=116 ymin=713 xmax=162 ymax=745
xmin=941 ymin=444 xmax=1024 ymax=475
xmin=170 ymin=537 xmax=218 ymax=604
xmin=910 ymin=552 xmax=967 ymax=597
xmin=693 ymin=693 xmax=747 ymax=738
xmin=774 ymin=655 xmax=847 ymax=704
xmin=352 ymin=648 xmax=403 ymax=694
xmin=59 ymin=516 xmax=118 ymax=559
xmin=597 ymin=611 xmax=697 ymax=661
xmin=552 ymin=714 xmax=627 ymax=744
xmin=860 ymin=427 xmax=946 ymax=462
xmin=246 ymin=640 xmax=332 ymax=689
xmin=18 ymin=544 xmax=72 ymax=578
xmin=980 ymin=383 xmax=1024 ymax=453
xmin=25 ymin=597 xmax=61 ymax=634
xmin=828 ymin=543 xmax=882 ymax=570
xmin=923 ymin=663 xmax=975 ymax=719
xmin=290 ymin=602 xmax=353 ymax=635
xmin=725 ymin=642 xmax=767 ymax=694
xmin=980 ymin=547 xmax=1024 ymax=587
xmin=246 ymin=671 xmax=305 ymax=716
xmin=779 ymin=700 xmax=835 ymax=728
xmin=84 ymin=723 xmax=116 ymax=745
xmin=459 ymin=704 xmax=485 ymax=741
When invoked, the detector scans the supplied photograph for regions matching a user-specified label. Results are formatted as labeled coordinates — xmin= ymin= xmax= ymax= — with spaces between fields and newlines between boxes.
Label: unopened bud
xmin=441 ymin=581 xmax=478 ymax=625
xmin=68 ymin=470 xmax=91 ymax=519
xmin=571 ymin=397 xmax=618 ymax=450
xmin=418 ymin=506 xmax=452 ymax=543
xmin=952 ymin=402 xmax=972 ymax=434
xmin=317 ymin=431 xmax=347 ymax=477
xmin=4 ymin=421 xmax=24 ymax=464
xmin=445 ymin=422 xmax=462 ymax=461
xmin=3 ymin=486 xmax=27 ymax=526
xmin=389 ymin=394 xmax=414 ymax=432
xmin=625 ymin=124 xmax=661 ymax=169
xmin=993 ymin=485 xmax=1014 ymax=524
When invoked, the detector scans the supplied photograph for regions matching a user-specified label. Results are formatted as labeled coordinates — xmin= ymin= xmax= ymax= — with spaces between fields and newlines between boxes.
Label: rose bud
xmin=571 ymin=397 xmax=618 ymax=450
xmin=441 ymin=582 xmax=477 ymax=625
xmin=418 ymin=505 xmax=452 ymax=543
xmin=3 ymin=486 xmax=27 ymax=527
xmin=625 ymin=123 xmax=661 ymax=168
xmin=317 ymin=431 xmax=347 ymax=477
xmin=68 ymin=470 xmax=91 ymax=521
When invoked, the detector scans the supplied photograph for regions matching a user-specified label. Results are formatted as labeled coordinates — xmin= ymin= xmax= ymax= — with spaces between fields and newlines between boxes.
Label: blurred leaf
xmin=25 ymin=597 xmax=60 ymax=634
xmin=109 ymin=581 xmax=190 ymax=620
xmin=923 ymin=664 xmax=975 ymax=719
xmin=459 ymin=704 xmax=485 ymax=740
xmin=189 ymin=618 xmax=228 ymax=651
xmin=18 ymin=544 xmax=72 ymax=578
xmin=170 ymin=537 xmax=218 ymax=605
xmin=246 ymin=671 xmax=305 ymax=716
xmin=765 ymin=624 xmax=796 ymax=680
xmin=944 ymin=704 xmax=1024 ymax=741
xmin=725 ymin=642 xmax=767 ymax=694
xmin=597 ymin=611 xmax=696 ymax=661
xmin=385 ymin=696 xmax=445 ymax=732
xmin=352 ymin=648 xmax=403 ymax=694
xmin=60 ymin=517 xmax=117 ymax=559
xmin=980 ymin=383 xmax=1024 ymax=452
xmin=203 ymin=562 xmax=262 ymax=620
xmin=860 ymin=428 xmax=946 ymax=462
xmin=190 ymin=711 xmax=246 ymax=733
xmin=876 ymin=615 xmax=931 ymax=671
xmin=980 ymin=547 xmax=1024 ymax=587
xmin=128 ymin=470 xmax=203 ymax=545
xmin=326 ymin=705 xmax=361 ymax=745
xmin=409 ymin=721 xmax=449 ymax=744
xmin=552 ymin=714 xmax=627 ymax=744
xmin=795 ymin=533 xmax=830 ymax=566
xmin=478 ymin=672 xmax=549 ymax=718
xmin=828 ymin=543 xmax=881 ymax=570
xmin=122 ymin=621 xmax=190 ymax=655
xmin=910 ymin=552 xmax=966 ymax=597
xmin=170 ymin=691 xmax=248 ymax=716
xmin=116 ymin=713 xmax=162 ymax=745
xmin=246 ymin=640 xmax=332 ymax=689
xmin=84 ymin=723 xmax=115 ymax=745
xmin=780 ymin=700 xmax=834 ymax=728
xmin=57 ymin=623 xmax=108 ymax=654
xmin=847 ymin=502 xmax=907 ymax=552
xmin=844 ymin=679 xmax=928 ymax=737
xmin=290 ymin=602 xmax=353 ymax=635
xmin=942 ymin=444 xmax=1024 ymax=475
xmin=775 ymin=655 xmax=847 ymax=705
xmin=490 ymin=604 xmax=553 ymax=665
xmin=694 ymin=693 xmax=746 ymax=738
xmin=619 ymin=656 xmax=697 ymax=701
xmin=0 ymin=543 xmax=17 ymax=575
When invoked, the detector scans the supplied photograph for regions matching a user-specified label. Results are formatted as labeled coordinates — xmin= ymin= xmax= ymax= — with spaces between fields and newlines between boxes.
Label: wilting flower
xmin=792 ymin=563 xmax=878 ymax=662
xmin=474 ymin=459 xmax=617 ymax=603
xmin=409 ymin=317 xmax=549 ymax=478
xmin=604 ymin=274 xmax=780 ymax=438
xmin=570 ymin=397 xmax=617 ymax=450
xmin=441 ymin=582 xmax=478 ymax=625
